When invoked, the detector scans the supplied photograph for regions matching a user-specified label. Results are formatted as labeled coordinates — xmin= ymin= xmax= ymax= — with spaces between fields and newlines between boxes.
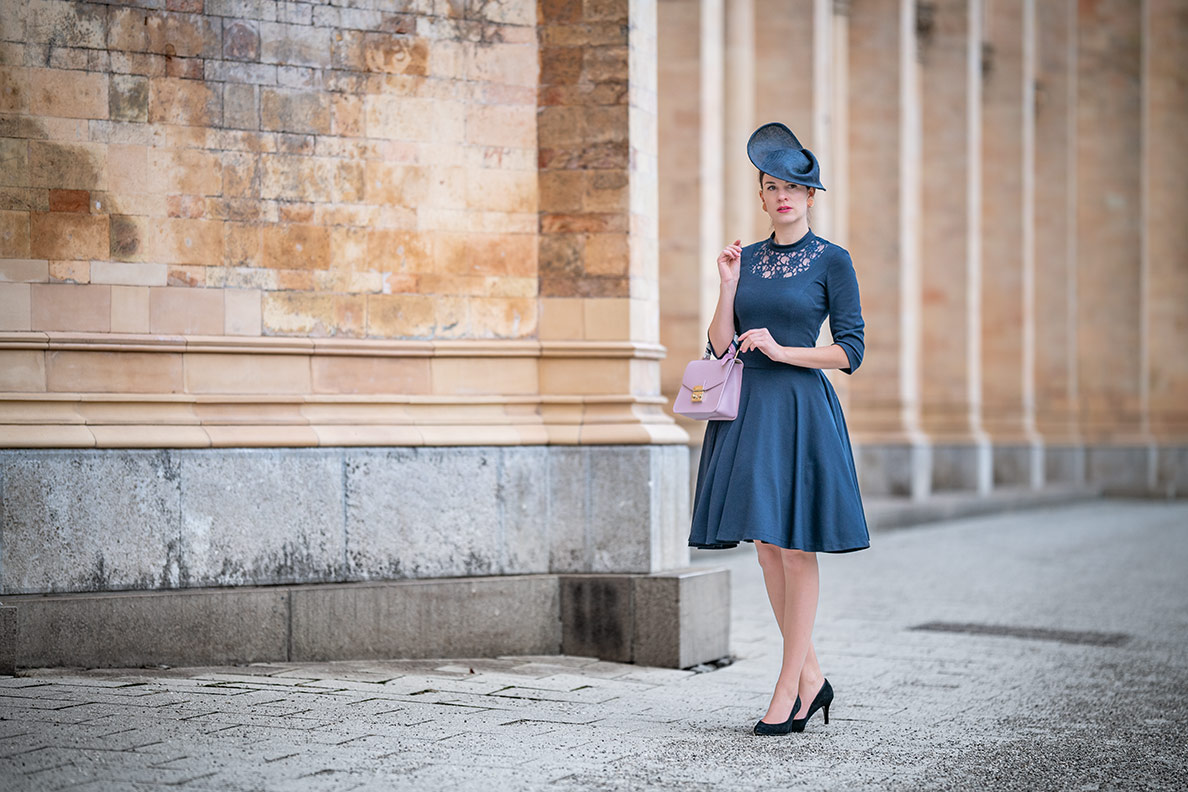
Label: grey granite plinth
xmin=992 ymin=444 xmax=1042 ymax=489
xmin=290 ymin=576 xmax=561 ymax=662
xmin=854 ymin=442 xmax=931 ymax=499
xmin=560 ymin=567 xmax=732 ymax=669
xmin=3 ymin=568 xmax=732 ymax=670
xmin=1044 ymin=444 xmax=1086 ymax=485
xmin=1085 ymin=445 xmax=1155 ymax=495
xmin=0 ymin=603 xmax=15 ymax=675
xmin=0 ymin=445 xmax=690 ymax=596
xmin=931 ymin=443 xmax=992 ymax=493
xmin=1156 ymin=446 xmax=1187 ymax=497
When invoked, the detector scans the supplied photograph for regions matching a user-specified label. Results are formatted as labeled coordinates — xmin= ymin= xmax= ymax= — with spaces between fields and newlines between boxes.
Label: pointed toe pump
xmin=753 ymin=696 xmax=801 ymax=736
xmin=790 ymin=679 xmax=833 ymax=733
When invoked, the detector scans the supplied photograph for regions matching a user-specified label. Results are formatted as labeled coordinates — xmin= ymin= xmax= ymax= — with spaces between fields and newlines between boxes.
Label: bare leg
xmin=757 ymin=541 xmax=824 ymax=688
xmin=755 ymin=541 xmax=786 ymax=634
xmin=761 ymin=548 xmax=820 ymax=724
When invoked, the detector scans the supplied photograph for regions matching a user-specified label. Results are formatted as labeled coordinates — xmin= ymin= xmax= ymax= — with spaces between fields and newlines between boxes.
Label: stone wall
xmin=654 ymin=0 xmax=1188 ymax=496
xmin=0 ymin=0 xmax=684 ymax=449
xmin=1 ymin=0 xmax=537 ymax=340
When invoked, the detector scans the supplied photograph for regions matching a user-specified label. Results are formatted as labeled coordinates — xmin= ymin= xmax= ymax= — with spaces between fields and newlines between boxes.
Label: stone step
xmin=864 ymin=485 xmax=1101 ymax=531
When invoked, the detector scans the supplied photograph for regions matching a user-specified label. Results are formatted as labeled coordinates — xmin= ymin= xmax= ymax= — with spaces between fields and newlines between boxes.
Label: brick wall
xmin=0 ymin=0 xmax=539 ymax=340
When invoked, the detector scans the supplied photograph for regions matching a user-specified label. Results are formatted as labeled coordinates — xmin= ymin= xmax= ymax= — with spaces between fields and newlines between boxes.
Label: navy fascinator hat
xmin=747 ymin=122 xmax=826 ymax=191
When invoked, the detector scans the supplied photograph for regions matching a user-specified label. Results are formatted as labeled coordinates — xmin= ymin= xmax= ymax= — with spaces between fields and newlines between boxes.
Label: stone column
xmin=981 ymin=0 xmax=1042 ymax=487
xmin=845 ymin=0 xmax=929 ymax=498
xmin=1074 ymin=0 xmax=1149 ymax=492
xmin=1033 ymin=0 xmax=1084 ymax=484
xmin=917 ymin=0 xmax=991 ymax=493
xmin=1143 ymin=0 xmax=1188 ymax=495
xmin=537 ymin=0 xmax=681 ymax=445
xmin=723 ymin=0 xmax=759 ymax=242
xmin=658 ymin=0 xmax=723 ymax=446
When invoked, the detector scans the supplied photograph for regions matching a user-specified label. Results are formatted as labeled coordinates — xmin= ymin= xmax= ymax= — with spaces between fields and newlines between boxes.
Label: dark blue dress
xmin=689 ymin=231 xmax=869 ymax=553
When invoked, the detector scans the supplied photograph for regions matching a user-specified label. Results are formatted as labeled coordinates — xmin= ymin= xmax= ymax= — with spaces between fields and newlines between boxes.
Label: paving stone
xmin=1 ymin=502 xmax=1185 ymax=791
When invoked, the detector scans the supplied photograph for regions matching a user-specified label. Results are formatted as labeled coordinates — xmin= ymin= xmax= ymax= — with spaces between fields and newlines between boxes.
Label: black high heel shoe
xmin=753 ymin=696 xmax=801 ymax=736
xmin=790 ymin=679 xmax=833 ymax=732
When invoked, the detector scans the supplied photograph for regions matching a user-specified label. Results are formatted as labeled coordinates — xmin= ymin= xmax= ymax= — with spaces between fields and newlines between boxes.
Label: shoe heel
xmin=823 ymin=703 xmax=829 ymax=725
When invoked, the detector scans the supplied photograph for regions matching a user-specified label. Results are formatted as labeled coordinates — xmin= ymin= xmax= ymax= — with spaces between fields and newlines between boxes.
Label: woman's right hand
xmin=717 ymin=239 xmax=742 ymax=286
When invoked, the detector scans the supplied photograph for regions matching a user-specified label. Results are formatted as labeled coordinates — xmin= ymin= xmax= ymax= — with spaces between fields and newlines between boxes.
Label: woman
xmin=689 ymin=122 xmax=868 ymax=736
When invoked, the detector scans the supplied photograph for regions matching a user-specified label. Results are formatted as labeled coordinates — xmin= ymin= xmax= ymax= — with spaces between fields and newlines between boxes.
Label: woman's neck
xmin=772 ymin=221 xmax=810 ymax=246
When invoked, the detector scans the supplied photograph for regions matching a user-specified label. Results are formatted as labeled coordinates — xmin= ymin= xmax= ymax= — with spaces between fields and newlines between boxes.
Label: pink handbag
xmin=673 ymin=343 xmax=743 ymax=420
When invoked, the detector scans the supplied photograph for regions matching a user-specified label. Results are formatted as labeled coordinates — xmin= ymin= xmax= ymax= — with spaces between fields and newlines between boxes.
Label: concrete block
xmin=499 ymin=447 xmax=550 ymax=574
xmin=344 ymin=448 xmax=505 ymax=580
xmin=588 ymin=446 xmax=652 ymax=573
xmin=0 ymin=450 xmax=182 ymax=595
xmin=634 ymin=567 xmax=731 ymax=669
xmin=0 ymin=604 xmax=15 ymax=675
xmin=559 ymin=574 xmax=634 ymax=662
xmin=8 ymin=587 xmax=288 ymax=669
xmin=177 ymin=450 xmax=347 ymax=587
xmin=546 ymin=446 xmax=589 ymax=572
xmin=290 ymin=576 xmax=560 ymax=661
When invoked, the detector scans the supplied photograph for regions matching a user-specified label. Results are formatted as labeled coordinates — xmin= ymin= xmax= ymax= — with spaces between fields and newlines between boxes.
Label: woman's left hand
xmin=737 ymin=327 xmax=785 ymax=362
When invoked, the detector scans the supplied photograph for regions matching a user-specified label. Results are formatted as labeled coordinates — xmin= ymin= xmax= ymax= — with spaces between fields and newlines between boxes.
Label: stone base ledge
xmin=2 ymin=570 xmax=731 ymax=672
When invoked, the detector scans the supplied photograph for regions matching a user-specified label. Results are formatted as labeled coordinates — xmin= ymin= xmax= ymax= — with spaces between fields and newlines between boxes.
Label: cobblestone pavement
xmin=2 ymin=500 xmax=1187 ymax=791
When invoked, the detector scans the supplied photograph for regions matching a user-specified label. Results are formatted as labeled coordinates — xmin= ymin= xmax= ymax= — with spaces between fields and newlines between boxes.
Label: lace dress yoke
xmin=751 ymin=237 xmax=827 ymax=278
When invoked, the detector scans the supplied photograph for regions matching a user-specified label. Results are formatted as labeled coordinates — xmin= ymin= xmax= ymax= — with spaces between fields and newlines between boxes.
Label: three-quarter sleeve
xmin=825 ymin=251 xmax=865 ymax=374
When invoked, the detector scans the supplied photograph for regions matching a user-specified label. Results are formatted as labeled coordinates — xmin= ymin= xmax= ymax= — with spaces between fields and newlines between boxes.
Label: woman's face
xmin=759 ymin=175 xmax=814 ymax=229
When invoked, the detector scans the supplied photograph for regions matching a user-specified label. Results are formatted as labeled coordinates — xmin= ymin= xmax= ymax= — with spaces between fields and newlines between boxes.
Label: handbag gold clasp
xmin=691 ymin=385 xmax=704 ymax=403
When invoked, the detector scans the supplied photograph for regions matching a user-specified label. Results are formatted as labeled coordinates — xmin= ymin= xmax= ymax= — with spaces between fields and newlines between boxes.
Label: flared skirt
xmin=688 ymin=365 xmax=869 ymax=553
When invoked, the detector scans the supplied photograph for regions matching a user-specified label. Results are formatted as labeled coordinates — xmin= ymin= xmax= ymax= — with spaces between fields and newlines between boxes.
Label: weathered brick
xmin=26 ymin=0 xmax=106 ymax=49
xmin=205 ymin=0 xmax=277 ymax=22
xmin=167 ymin=0 xmax=205 ymax=14
xmin=166 ymin=56 xmax=205 ymax=79
xmin=29 ymin=211 xmax=109 ymax=260
xmin=48 ymin=189 xmax=89 ymax=213
xmin=331 ymin=93 xmax=363 ymax=136
xmin=107 ymin=9 xmax=220 ymax=59
xmin=147 ymin=147 xmax=223 ymax=196
xmin=26 ymin=67 xmax=107 ymax=119
xmin=333 ymin=30 xmax=427 ymax=75
xmin=366 ymin=293 xmax=435 ymax=337
xmin=224 ymin=222 xmax=261 ymax=267
xmin=276 ymin=1 xmax=312 ymax=25
xmin=106 ymin=144 xmax=148 ymax=194
xmin=166 ymin=194 xmax=205 ymax=218
xmin=276 ymin=65 xmax=316 ymax=89
xmin=222 ymin=82 xmax=259 ymax=129
xmin=260 ymin=88 xmax=330 ymax=135
xmin=259 ymin=22 xmax=332 ymax=68
xmin=109 ymin=51 xmax=167 ymax=78
xmin=221 ymin=151 xmax=259 ymax=198
xmin=263 ymin=291 xmax=365 ymax=337
xmin=0 ymin=210 xmax=30 ymax=257
xmin=261 ymin=223 xmax=329 ymax=269
xmin=204 ymin=59 xmax=277 ymax=85
xmin=148 ymin=77 xmax=221 ymax=125
xmin=223 ymin=19 xmax=260 ymax=61
xmin=366 ymin=229 xmax=432 ymax=273
xmin=109 ymin=74 xmax=149 ymax=122
xmin=108 ymin=214 xmax=147 ymax=260
xmin=49 ymin=260 xmax=89 ymax=283
xmin=29 ymin=140 xmax=107 ymax=191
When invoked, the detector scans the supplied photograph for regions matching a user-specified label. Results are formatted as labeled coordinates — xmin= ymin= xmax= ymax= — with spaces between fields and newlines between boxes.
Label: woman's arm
xmin=707 ymin=239 xmax=742 ymax=357
xmin=736 ymin=329 xmax=852 ymax=369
